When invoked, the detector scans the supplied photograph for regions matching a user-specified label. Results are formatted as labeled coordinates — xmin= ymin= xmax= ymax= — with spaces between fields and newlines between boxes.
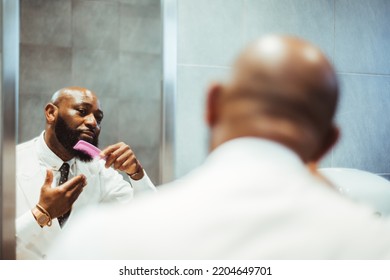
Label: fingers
xmin=100 ymin=142 xmax=143 ymax=175
xmin=60 ymin=175 xmax=87 ymax=211
xmin=60 ymin=174 xmax=87 ymax=192
xmin=114 ymin=150 xmax=135 ymax=170
xmin=118 ymin=157 xmax=137 ymax=172
xmin=100 ymin=142 xmax=125 ymax=159
xmin=67 ymin=183 xmax=85 ymax=203
xmin=105 ymin=145 xmax=130 ymax=168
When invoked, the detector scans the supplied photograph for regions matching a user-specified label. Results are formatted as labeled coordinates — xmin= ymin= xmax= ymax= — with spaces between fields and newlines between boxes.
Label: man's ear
xmin=45 ymin=103 xmax=58 ymax=125
xmin=313 ymin=124 xmax=340 ymax=162
xmin=205 ymin=83 xmax=223 ymax=128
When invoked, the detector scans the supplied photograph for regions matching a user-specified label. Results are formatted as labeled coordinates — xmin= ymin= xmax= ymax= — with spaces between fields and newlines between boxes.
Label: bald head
xmin=51 ymin=86 xmax=98 ymax=106
xmin=207 ymin=35 xmax=339 ymax=162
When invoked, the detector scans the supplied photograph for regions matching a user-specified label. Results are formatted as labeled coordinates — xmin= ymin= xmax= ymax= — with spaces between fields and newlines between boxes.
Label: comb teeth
xmin=73 ymin=140 xmax=102 ymax=159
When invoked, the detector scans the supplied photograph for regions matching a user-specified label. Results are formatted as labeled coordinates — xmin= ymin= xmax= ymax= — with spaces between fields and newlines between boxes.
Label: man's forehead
xmin=60 ymin=88 xmax=100 ymax=106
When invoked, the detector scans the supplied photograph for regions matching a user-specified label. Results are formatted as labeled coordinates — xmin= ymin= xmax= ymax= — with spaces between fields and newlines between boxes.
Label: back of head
xmin=208 ymin=35 xmax=339 ymax=163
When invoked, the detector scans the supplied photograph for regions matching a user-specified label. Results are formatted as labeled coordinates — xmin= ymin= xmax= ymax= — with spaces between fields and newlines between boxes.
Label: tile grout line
xmin=178 ymin=63 xmax=231 ymax=70
xmin=337 ymin=71 xmax=390 ymax=77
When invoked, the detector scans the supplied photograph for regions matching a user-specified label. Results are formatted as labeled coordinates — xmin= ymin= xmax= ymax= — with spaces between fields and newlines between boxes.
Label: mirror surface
xmin=19 ymin=0 xmax=162 ymax=184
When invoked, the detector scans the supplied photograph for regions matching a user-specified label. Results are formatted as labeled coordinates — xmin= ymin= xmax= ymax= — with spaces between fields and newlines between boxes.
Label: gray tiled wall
xmin=335 ymin=0 xmax=390 ymax=74
xmin=178 ymin=0 xmax=244 ymax=66
xmin=176 ymin=0 xmax=390 ymax=179
xmin=19 ymin=0 xmax=162 ymax=184
xmin=176 ymin=65 xmax=229 ymax=177
xmin=245 ymin=0 xmax=334 ymax=60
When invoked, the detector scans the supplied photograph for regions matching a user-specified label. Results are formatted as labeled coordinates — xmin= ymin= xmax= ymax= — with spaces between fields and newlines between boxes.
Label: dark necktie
xmin=58 ymin=163 xmax=71 ymax=228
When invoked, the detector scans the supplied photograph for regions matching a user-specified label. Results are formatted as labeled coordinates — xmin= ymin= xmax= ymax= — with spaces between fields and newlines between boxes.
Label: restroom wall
xmin=19 ymin=0 xmax=162 ymax=184
xmin=0 ymin=0 xmax=2 ymax=100
xmin=176 ymin=0 xmax=390 ymax=180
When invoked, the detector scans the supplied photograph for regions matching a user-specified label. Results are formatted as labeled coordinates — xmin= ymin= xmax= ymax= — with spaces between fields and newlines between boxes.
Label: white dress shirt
xmin=48 ymin=137 xmax=390 ymax=259
xmin=16 ymin=131 xmax=156 ymax=259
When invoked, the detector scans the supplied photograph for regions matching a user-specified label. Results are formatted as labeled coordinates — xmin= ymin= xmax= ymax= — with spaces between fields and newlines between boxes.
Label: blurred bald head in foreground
xmin=49 ymin=36 xmax=390 ymax=260
xmin=207 ymin=35 xmax=339 ymax=162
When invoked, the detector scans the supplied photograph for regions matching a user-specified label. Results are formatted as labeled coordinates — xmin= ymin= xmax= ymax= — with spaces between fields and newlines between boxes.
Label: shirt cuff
xmin=128 ymin=170 xmax=157 ymax=194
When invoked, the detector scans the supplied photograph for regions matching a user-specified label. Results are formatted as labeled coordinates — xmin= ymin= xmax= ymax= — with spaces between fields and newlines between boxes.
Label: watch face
xmin=38 ymin=215 xmax=48 ymax=224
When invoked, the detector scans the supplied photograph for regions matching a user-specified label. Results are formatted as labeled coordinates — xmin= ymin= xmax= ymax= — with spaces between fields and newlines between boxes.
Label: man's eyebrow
xmin=75 ymin=102 xmax=104 ymax=116
xmin=76 ymin=102 xmax=92 ymax=107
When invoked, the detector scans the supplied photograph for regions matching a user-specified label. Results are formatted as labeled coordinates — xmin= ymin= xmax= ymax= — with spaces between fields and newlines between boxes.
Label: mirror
xmin=1 ymin=0 xmax=177 ymax=260
xmin=19 ymin=0 xmax=162 ymax=184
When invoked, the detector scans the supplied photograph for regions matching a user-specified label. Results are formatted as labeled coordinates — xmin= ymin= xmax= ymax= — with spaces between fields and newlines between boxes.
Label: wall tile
xmin=119 ymin=52 xmax=161 ymax=101
xmin=132 ymin=145 xmax=160 ymax=186
xmin=119 ymin=0 xmax=159 ymax=5
xmin=117 ymin=99 xmax=161 ymax=148
xmin=332 ymin=74 xmax=390 ymax=173
xmin=72 ymin=49 xmax=119 ymax=96
xmin=20 ymin=44 xmax=72 ymax=96
xmin=0 ymin=55 xmax=2 ymax=97
xmin=120 ymin=2 xmax=161 ymax=54
xmin=72 ymin=0 xmax=119 ymax=50
xmin=245 ymin=0 xmax=334 ymax=61
xmin=77 ymin=0 xmax=119 ymax=2
xmin=178 ymin=0 xmax=244 ymax=66
xmin=335 ymin=0 xmax=390 ymax=74
xmin=18 ymin=93 xmax=48 ymax=144
xmin=176 ymin=65 xmax=230 ymax=178
xmin=0 ymin=3 xmax=2 ymax=52
xmin=21 ymin=0 xmax=72 ymax=47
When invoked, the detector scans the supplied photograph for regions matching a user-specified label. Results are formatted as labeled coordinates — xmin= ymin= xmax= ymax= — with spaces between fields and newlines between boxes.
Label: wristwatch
xmin=32 ymin=205 xmax=52 ymax=227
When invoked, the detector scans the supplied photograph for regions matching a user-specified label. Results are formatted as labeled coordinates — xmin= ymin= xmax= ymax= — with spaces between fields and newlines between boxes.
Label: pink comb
xmin=73 ymin=140 xmax=104 ymax=160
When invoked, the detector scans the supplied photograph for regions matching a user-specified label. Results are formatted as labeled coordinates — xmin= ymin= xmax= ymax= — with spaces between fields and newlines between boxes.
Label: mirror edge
xmin=1 ymin=0 xmax=19 ymax=260
xmin=160 ymin=0 xmax=177 ymax=184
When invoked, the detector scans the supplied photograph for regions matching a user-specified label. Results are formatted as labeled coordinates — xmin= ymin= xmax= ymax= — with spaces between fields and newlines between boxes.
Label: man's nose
xmin=84 ymin=114 xmax=98 ymax=128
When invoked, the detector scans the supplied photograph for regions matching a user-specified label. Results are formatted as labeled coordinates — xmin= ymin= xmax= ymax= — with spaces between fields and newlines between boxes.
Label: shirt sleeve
xmin=16 ymin=210 xmax=62 ymax=260
xmin=16 ymin=211 xmax=44 ymax=259
xmin=99 ymin=164 xmax=156 ymax=203
xmin=128 ymin=169 xmax=157 ymax=195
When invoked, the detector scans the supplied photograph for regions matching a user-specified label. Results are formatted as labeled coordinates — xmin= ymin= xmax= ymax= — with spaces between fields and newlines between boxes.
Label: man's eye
xmin=78 ymin=108 xmax=87 ymax=115
xmin=96 ymin=117 xmax=103 ymax=124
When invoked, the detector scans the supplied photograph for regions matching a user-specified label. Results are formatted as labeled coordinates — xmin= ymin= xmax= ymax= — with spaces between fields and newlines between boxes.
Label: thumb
xmin=43 ymin=169 xmax=54 ymax=188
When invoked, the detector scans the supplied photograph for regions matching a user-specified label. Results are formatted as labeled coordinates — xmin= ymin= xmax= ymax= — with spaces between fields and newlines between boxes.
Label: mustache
xmin=79 ymin=129 xmax=96 ymax=137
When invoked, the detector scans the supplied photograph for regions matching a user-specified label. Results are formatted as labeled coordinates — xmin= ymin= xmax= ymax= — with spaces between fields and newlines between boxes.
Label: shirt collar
xmin=36 ymin=131 xmax=75 ymax=171
xmin=206 ymin=137 xmax=303 ymax=169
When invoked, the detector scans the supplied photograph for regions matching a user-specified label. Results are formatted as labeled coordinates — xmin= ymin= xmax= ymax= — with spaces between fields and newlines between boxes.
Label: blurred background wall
xmin=19 ymin=0 xmax=162 ymax=184
xmin=175 ymin=0 xmax=390 ymax=181
xmin=0 ymin=1 xmax=2 ymax=99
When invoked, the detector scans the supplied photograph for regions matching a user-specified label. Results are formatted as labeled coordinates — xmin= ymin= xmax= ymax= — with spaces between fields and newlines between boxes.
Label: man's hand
xmin=100 ymin=142 xmax=144 ymax=180
xmin=37 ymin=169 xmax=87 ymax=219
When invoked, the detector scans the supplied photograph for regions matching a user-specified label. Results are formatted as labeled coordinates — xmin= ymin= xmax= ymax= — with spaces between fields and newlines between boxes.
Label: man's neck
xmin=44 ymin=130 xmax=74 ymax=162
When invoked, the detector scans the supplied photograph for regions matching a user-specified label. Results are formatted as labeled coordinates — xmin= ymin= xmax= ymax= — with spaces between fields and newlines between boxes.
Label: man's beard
xmin=55 ymin=115 xmax=99 ymax=162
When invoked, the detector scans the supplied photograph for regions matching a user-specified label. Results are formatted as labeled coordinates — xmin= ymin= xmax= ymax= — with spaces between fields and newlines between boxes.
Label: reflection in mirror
xmin=16 ymin=0 xmax=162 ymax=259
xmin=19 ymin=0 xmax=162 ymax=183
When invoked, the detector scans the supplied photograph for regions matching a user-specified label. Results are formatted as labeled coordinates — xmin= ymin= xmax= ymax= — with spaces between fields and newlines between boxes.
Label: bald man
xmin=16 ymin=87 xmax=156 ymax=259
xmin=49 ymin=36 xmax=390 ymax=259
